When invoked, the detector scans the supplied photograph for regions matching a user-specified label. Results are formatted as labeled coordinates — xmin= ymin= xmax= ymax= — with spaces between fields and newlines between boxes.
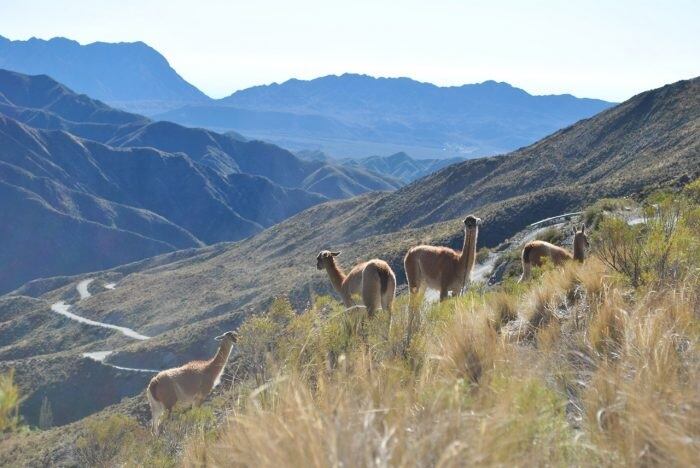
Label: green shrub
xmin=683 ymin=177 xmax=700 ymax=203
xmin=536 ymin=226 xmax=565 ymax=245
xmin=493 ymin=247 xmax=523 ymax=280
xmin=266 ymin=296 xmax=295 ymax=326
xmin=0 ymin=369 xmax=21 ymax=433
xmin=236 ymin=299 xmax=293 ymax=384
xmin=75 ymin=414 xmax=140 ymax=467
xmin=593 ymin=218 xmax=645 ymax=287
xmin=584 ymin=198 xmax=633 ymax=228
xmin=593 ymin=188 xmax=700 ymax=288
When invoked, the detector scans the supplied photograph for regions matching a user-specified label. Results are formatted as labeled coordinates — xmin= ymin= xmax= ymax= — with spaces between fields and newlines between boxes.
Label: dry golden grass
xmin=582 ymin=284 xmax=700 ymax=466
xmin=134 ymin=186 xmax=699 ymax=467
xmin=180 ymin=251 xmax=698 ymax=467
xmin=485 ymin=291 xmax=519 ymax=329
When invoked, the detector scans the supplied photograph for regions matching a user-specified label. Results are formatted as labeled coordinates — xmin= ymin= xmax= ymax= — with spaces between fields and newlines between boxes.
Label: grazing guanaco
xmin=316 ymin=250 xmax=396 ymax=318
xmin=147 ymin=331 xmax=237 ymax=435
xmin=519 ymin=225 xmax=589 ymax=282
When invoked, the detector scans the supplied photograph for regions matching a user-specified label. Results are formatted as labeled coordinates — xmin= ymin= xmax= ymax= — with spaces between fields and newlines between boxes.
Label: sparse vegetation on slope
xmin=29 ymin=182 xmax=697 ymax=467
xmin=185 ymin=183 xmax=698 ymax=467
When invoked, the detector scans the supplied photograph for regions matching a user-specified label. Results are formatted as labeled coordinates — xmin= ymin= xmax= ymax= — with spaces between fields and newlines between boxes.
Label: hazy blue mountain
xmin=0 ymin=35 xmax=615 ymax=157
xmin=158 ymin=73 xmax=614 ymax=158
xmin=0 ymin=69 xmax=400 ymax=197
xmin=0 ymin=35 xmax=209 ymax=114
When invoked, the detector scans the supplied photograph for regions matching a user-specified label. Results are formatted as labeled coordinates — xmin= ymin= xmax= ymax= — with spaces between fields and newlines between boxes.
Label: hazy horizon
xmin=0 ymin=35 xmax=623 ymax=103
xmin=1 ymin=1 xmax=699 ymax=102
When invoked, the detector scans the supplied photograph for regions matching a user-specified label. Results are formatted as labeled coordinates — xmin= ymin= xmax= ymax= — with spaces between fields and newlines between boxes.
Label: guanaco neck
xmin=207 ymin=340 xmax=234 ymax=376
xmin=573 ymin=240 xmax=586 ymax=263
xmin=324 ymin=258 xmax=347 ymax=293
xmin=459 ymin=226 xmax=479 ymax=275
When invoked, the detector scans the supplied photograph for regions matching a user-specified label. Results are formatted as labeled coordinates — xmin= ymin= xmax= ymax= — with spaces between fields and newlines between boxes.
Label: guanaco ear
xmin=331 ymin=251 xmax=341 ymax=256
xmin=572 ymin=226 xmax=577 ymax=236
xmin=580 ymin=224 xmax=586 ymax=234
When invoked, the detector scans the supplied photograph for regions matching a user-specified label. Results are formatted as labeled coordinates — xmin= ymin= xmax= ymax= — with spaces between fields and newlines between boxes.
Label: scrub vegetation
xmin=61 ymin=181 xmax=699 ymax=467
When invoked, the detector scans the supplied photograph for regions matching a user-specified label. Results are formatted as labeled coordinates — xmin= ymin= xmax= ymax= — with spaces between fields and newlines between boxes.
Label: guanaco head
xmin=215 ymin=331 xmax=239 ymax=343
xmin=572 ymin=224 xmax=589 ymax=261
xmin=464 ymin=215 xmax=483 ymax=229
xmin=316 ymin=250 xmax=341 ymax=270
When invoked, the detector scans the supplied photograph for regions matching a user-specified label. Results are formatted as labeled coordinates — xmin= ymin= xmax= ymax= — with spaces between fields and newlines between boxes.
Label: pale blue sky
xmin=1 ymin=0 xmax=698 ymax=101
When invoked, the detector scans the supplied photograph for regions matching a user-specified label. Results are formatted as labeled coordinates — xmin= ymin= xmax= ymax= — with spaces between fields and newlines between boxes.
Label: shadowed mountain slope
xmin=111 ymin=120 xmax=400 ymax=193
xmin=0 ymin=69 xmax=400 ymax=197
xmin=0 ymin=70 xmax=407 ymax=292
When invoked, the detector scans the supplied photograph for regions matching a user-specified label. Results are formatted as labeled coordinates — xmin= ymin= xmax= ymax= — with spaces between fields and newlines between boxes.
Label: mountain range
xmin=157 ymin=73 xmax=615 ymax=158
xmin=0 ymin=36 xmax=615 ymax=159
xmin=0 ymin=69 xmax=401 ymax=293
xmin=1 ymin=75 xmax=696 ymax=445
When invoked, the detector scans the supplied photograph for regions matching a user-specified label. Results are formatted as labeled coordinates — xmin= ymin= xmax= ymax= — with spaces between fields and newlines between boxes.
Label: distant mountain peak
xmin=0 ymin=35 xmax=210 ymax=113
xmin=43 ymin=36 xmax=79 ymax=45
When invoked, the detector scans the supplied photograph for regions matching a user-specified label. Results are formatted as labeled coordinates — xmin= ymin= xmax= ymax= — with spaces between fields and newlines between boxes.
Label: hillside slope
xmin=158 ymin=73 xmax=614 ymax=158
xmin=3 ymin=186 xmax=699 ymax=465
xmin=10 ymin=76 xmax=695 ymax=332
xmin=1 ymin=77 xmax=697 ymax=435
xmin=326 ymin=77 xmax=700 ymax=243
xmin=7 ymin=76 xmax=697 ymax=331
